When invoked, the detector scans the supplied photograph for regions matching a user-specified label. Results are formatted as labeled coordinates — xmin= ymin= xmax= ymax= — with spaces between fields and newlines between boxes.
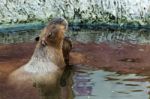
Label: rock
xmin=0 ymin=0 xmax=149 ymax=24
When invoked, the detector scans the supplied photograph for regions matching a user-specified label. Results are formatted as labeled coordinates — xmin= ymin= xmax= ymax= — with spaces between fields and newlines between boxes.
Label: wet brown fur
xmin=60 ymin=37 xmax=72 ymax=87
xmin=35 ymin=34 xmax=73 ymax=87
xmin=7 ymin=18 xmax=68 ymax=99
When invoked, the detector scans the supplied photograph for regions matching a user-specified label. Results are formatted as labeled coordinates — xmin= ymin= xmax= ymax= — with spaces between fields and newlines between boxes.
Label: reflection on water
xmin=73 ymin=69 xmax=150 ymax=99
xmin=0 ymin=29 xmax=40 ymax=44
xmin=0 ymin=29 xmax=150 ymax=44
xmin=66 ymin=30 xmax=150 ymax=44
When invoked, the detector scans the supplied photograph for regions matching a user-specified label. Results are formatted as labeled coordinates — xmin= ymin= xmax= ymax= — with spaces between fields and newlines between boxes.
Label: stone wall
xmin=0 ymin=0 xmax=149 ymax=25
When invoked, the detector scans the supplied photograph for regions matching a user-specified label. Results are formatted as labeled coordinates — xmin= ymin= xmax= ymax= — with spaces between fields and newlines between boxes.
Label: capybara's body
xmin=8 ymin=45 xmax=64 ymax=99
xmin=7 ymin=18 xmax=68 ymax=99
xmin=60 ymin=37 xmax=72 ymax=87
xmin=63 ymin=37 xmax=72 ymax=66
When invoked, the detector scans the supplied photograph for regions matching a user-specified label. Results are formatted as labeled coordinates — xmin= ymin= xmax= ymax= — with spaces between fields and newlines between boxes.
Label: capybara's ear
xmin=35 ymin=36 xmax=40 ymax=42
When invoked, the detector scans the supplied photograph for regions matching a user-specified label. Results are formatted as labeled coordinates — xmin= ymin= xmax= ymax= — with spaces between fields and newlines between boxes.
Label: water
xmin=0 ymin=29 xmax=150 ymax=44
xmin=0 ymin=27 xmax=150 ymax=99
xmin=73 ymin=69 xmax=150 ymax=99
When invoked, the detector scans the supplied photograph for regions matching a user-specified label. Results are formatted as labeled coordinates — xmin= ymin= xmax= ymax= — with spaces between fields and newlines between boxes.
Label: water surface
xmin=0 ymin=29 xmax=150 ymax=44
xmin=73 ymin=69 xmax=150 ymax=99
xmin=0 ymin=26 xmax=150 ymax=99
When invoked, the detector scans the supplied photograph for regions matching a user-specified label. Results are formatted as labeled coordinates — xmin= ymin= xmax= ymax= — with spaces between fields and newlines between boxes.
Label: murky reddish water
xmin=1 ymin=42 xmax=150 ymax=79
xmin=1 ymin=41 xmax=150 ymax=99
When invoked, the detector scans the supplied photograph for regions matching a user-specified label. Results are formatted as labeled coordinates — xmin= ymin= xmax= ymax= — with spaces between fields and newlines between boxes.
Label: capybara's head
xmin=38 ymin=18 xmax=68 ymax=48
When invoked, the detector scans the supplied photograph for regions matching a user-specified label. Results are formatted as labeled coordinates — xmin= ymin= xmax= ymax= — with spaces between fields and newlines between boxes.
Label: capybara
xmin=35 ymin=34 xmax=73 ymax=87
xmin=62 ymin=37 xmax=72 ymax=66
xmin=60 ymin=37 xmax=72 ymax=87
xmin=35 ymin=36 xmax=72 ymax=67
xmin=7 ymin=18 xmax=68 ymax=99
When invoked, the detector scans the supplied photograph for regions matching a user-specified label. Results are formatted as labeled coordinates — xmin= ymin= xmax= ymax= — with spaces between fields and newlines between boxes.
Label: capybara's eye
xmin=35 ymin=36 xmax=39 ymax=41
